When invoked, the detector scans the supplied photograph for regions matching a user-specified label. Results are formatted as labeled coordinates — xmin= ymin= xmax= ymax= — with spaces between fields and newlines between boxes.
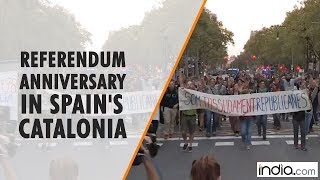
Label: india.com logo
xmin=257 ymin=162 xmax=318 ymax=178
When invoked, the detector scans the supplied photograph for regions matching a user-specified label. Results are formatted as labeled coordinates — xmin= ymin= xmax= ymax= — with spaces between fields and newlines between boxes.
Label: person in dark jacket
xmin=292 ymin=84 xmax=307 ymax=151
xmin=161 ymin=80 xmax=179 ymax=139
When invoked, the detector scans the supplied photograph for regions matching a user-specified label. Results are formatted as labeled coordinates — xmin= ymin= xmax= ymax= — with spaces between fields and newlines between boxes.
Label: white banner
xmin=179 ymin=88 xmax=312 ymax=116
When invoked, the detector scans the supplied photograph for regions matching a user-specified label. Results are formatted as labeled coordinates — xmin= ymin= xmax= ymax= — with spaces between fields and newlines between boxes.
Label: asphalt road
xmin=0 ymin=117 xmax=318 ymax=180
xmin=127 ymin=136 xmax=320 ymax=180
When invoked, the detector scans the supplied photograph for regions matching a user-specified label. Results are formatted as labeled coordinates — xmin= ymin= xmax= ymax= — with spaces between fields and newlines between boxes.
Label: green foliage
xmin=0 ymin=0 xmax=91 ymax=59
xmin=240 ymin=0 xmax=320 ymax=69
xmin=184 ymin=8 xmax=234 ymax=65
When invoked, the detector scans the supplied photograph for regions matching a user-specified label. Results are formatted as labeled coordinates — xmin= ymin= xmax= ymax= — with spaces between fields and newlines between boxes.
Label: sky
xmin=49 ymin=0 xmax=302 ymax=55
xmin=206 ymin=0 xmax=302 ymax=56
xmin=49 ymin=0 xmax=164 ymax=50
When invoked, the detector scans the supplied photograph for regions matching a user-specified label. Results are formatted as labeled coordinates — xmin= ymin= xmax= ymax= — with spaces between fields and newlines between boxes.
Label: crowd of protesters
xmin=160 ymin=69 xmax=320 ymax=151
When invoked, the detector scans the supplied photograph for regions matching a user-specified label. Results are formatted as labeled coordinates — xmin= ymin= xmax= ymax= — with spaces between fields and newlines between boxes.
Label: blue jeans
xmin=256 ymin=115 xmax=267 ymax=138
xmin=240 ymin=117 xmax=252 ymax=146
xmin=206 ymin=110 xmax=217 ymax=135
xmin=305 ymin=111 xmax=313 ymax=134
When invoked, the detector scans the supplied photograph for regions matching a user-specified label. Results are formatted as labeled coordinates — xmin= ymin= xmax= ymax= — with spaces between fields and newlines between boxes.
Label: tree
xmin=182 ymin=9 xmax=234 ymax=77
xmin=241 ymin=0 xmax=320 ymax=71
xmin=0 ymin=0 xmax=91 ymax=60
xmin=186 ymin=9 xmax=234 ymax=62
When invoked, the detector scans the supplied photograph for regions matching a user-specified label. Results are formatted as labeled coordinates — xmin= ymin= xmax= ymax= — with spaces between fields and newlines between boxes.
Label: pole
xmin=291 ymin=47 xmax=294 ymax=75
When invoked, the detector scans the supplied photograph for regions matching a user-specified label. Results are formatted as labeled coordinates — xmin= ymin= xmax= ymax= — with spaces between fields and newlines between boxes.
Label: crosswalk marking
xmin=286 ymin=140 xmax=301 ymax=145
xmin=215 ymin=142 xmax=234 ymax=146
xmin=157 ymin=134 xmax=318 ymax=141
xmin=180 ymin=143 xmax=198 ymax=147
xmin=251 ymin=141 xmax=270 ymax=145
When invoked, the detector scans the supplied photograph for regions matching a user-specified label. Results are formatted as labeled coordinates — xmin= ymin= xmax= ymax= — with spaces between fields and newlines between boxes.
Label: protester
xmin=197 ymin=81 xmax=206 ymax=132
xmin=302 ymin=78 xmax=313 ymax=135
xmin=161 ymin=81 xmax=179 ymax=139
xmin=256 ymin=80 xmax=268 ymax=140
xmin=191 ymin=155 xmax=221 ymax=180
xmin=228 ymin=83 xmax=240 ymax=136
xmin=271 ymin=77 xmax=281 ymax=130
xmin=181 ymin=81 xmax=197 ymax=152
xmin=291 ymin=81 xmax=307 ymax=151
xmin=310 ymin=78 xmax=320 ymax=133
xmin=239 ymin=78 xmax=253 ymax=150
xmin=292 ymin=109 xmax=307 ymax=151
xmin=205 ymin=78 xmax=217 ymax=137
xmin=281 ymin=73 xmax=302 ymax=121
xmin=213 ymin=76 xmax=227 ymax=129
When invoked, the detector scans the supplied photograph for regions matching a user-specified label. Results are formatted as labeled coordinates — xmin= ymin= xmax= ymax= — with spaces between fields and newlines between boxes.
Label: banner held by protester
xmin=179 ymin=88 xmax=312 ymax=116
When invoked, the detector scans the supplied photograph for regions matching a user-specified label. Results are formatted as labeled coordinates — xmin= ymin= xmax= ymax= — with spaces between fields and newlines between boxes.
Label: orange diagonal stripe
xmin=122 ymin=0 xmax=207 ymax=179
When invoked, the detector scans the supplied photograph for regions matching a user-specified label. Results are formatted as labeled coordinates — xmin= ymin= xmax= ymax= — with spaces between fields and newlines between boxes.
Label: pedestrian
xmin=239 ymin=78 xmax=253 ymax=150
xmin=197 ymin=81 xmax=206 ymax=132
xmin=281 ymin=73 xmax=302 ymax=121
xmin=213 ymin=76 xmax=227 ymax=129
xmin=310 ymin=79 xmax=320 ymax=133
xmin=271 ymin=77 xmax=281 ymax=130
xmin=191 ymin=155 xmax=221 ymax=180
xmin=292 ymin=83 xmax=307 ymax=151
xmin=256 ymin=80 xmax=268 ymax=140
xmin=292 ymin=109 xmax=307 ymax=151
xmin=299 ymin=78 xmax=312 ymax=136
xmin=205 ymin=78 xmax=218 ymax=137
xmin=229 ymin=83 xmax=240 ymax=137
xmin=181 ymin=81 xmax=197 ymax=152
xmin=160 ymin=80 xmax=179 ymax=139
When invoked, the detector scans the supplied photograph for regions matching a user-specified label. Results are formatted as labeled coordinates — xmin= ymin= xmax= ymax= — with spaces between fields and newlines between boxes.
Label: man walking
xmin=256 ymin=80 xmax=268 ymax=140
xmin=181 ymin=81 xmax=197 ymax=152
xmin=161 ymin=81 xmax=179 ymax=139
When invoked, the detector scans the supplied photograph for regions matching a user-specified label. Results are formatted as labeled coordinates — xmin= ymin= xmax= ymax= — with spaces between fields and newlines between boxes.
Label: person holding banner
xmin=255 ymin=80 xmax=268 ymax=140
xmin=213 ymin=76 xmax=227 ymax=129
xmin=271 ymin=77 xmax=281 ymax=130
xmin=292 ymin=81 xmax=307 ymax=151
xmin=228 ymin=83 xmax=240 ymax=137
xmin=181 ymin=81 xmax=197 ymax=152
xmin=161 ymin=81 xmax=179 ymax=139
xmin=239 ymin=78 xmax=253 ymax=150
xmin=281 ymin=73 xmax=302 ymax=122
xmin=205 ymin=78 xmax=217 ymax=137
xmin=197 ymin=81 xmax=206 ymax=132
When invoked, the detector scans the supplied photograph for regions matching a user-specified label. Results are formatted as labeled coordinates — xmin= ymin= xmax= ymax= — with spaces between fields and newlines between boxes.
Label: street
xmin=127 ymin=118 xmax=320 ymax=180
xmin=128 ymin=136 xmax=320 ymax=180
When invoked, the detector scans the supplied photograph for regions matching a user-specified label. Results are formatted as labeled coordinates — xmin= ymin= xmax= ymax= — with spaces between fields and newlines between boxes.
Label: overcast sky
xmin=49 ymin=0 xmax=163 ymax=50
xmin=206 ymin=0 xmax=302 ymax=56
xmin=50 ymin=0 xmax=302 ymax=56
